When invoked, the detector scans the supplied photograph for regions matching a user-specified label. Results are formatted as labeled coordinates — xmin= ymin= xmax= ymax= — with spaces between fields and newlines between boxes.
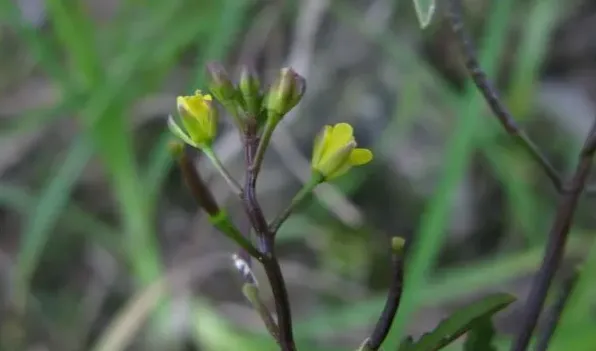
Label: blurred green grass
xmin=0 ymin=0 xmax=595 ymax=350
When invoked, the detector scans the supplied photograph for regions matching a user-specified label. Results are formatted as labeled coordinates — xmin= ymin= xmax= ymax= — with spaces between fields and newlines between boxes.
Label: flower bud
xmin=266 ymin=67 xmax=305 ymax=119
xmin=391 ymin=237 xmax=406 ymax=255
xmin=238 ymin=65 xmax=263 ymax=118
xmin=206 ymin=62 xmax=237 ymax=104
xmin=168 ymin=90 xmax=218 ymax=149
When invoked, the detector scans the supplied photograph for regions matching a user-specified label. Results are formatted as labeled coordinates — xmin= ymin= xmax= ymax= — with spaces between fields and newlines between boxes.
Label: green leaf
xmin=412 ymin=0 xmax=436 ymax=28
xmin=410 ymin=293 xmax=515 ymax=351
xmin=398 ymin=336 xmax=415 ymax=351
xmin=463 ymin=317 xmax=497 ymax=351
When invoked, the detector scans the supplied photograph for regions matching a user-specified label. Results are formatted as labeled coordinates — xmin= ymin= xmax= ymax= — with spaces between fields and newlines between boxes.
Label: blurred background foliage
xmin=0 ymin=0 xmax=595 ymax=350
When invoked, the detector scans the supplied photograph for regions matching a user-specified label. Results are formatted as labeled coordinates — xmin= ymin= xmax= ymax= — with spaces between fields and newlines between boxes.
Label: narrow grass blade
xmin=388 ymin=0 xmax=516 ymax=346
xmin=13 ymin=137 xmax=94 ymax=308
xmin=0 ymin=183 xmax=120 ymax=255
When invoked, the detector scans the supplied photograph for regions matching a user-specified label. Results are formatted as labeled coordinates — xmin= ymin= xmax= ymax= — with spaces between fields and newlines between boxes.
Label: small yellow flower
xmin=311 ymin=123 xmax=373 ymax=180
xmin=168 ymin=90 xmax=218 ymax=148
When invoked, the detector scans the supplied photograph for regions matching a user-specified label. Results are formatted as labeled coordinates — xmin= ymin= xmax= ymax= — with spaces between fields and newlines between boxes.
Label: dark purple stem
xmin=365 ymin=244 xmax=405 ymax=350
xmin=241 ymin=120 xmax=297 ymax=351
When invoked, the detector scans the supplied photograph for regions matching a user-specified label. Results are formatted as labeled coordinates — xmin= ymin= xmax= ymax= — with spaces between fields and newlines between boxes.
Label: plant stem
xmin=365 ymin=237 xmax=406 ymax=350
xmin=176 ymin=146 xmax=220 ymax=216
xmin=175 ymin=145 xmax=260 ymax=260
xmin=241 ymin=121 xmax=297 ymax=351
xmin=535 ymin=267 xmax=581 ymax=351
xmin=203 ymin=147 xmax=243 ymax=196
xmin=251 ymin=117 xmax=278 ymax=178
xmin=261 ymin=254 xmax=296 ymax=351
xmin=443 ymin=2 xmax=596 ymax=348
xmin=269 ymin=173 xmax=323 ymax=234
xmin=511 ymin=123 xmax=596 ymax=351
xmin=510 ymin=123 xmax=596 ymax=350
xmin=223 ymin=101 xmax=246 ymax=132
xmin=210 ymin=212 xmax=262 ymax=260
xmin=242 ymin=283 xmax=281 ymax=345
xmin=444 ymin=0 xmax=596 ymax=196
xmin=242 ymin=125 xmax=270 ymax=252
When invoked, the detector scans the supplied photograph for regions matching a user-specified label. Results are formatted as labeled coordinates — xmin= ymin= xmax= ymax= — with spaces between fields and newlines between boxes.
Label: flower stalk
xmin=170 ymin=142 xmax=260 ymax=260
xmin=169 ymin=63 xmax=376 ymax=351
xmin=269 ymin=173 xmax=324 ymax=234
xmin=202 ymin=147 xmax=243 ymax=197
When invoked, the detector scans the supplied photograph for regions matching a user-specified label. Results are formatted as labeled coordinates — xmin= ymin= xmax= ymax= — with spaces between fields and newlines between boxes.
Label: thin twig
xmin=233 ymin=254 xmax=281 ymax=345
xmin=176 ymin=146 xmax=220 ymax=217
xmin=250 ymin=118 xmax=276 ymax=179
xmin=203 ymin=147 xmax=243 ymax=197
xmin=511 ymin=122 xmax=596 ymax=351
xmin=269 ymin=174 xmax=322 ymax=234
xmin=535 ymin=267 xmax=581 ymax=351
xmin=242 ymin=121 xmax=271 ymax=253
xmin=175 ymin=144 xmax=261 ymax=259
xmin=443 ymin=2 xmax=596 ymax=350
xmin=242 ymin=282 xmax=281 ymax=345
xmin=444 ymin=0 xmax=596 ymax=196
xmin=365 ymin=238 xmax=405 ymax=351
xmin=241 ymin=121 xmax=297 ymax=351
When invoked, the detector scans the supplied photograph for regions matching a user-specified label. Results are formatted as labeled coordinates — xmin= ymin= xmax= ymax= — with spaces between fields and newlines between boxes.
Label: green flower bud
xmin=206 ymin=62 xmax=237 ymax=104
xmin=169 ymin=90 xmax=219 ymax=150
xmin=391 ymin=237 xmax=406 ymax=255
xmin=265 ymin=67 xmax=306 ymax=120
xmin=238 ymin=65 xmax=263 ymax=118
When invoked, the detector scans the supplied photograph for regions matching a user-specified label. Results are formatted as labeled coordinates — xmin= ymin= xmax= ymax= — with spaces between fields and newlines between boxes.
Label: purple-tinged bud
xmin=206 ymin=62 xmax=237 ymax=104
xmin=266 ymin=67 xmax=306 ymax=119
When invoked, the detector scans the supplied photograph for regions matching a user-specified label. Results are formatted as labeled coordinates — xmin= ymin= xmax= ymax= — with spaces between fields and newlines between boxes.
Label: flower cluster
xmin=168 ymin=64 xmax=373 ymax=182
xmin=167 ymin=63 xmax=384 ymax=351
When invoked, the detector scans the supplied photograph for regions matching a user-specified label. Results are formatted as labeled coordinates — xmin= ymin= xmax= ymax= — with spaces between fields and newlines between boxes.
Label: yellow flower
xmin=311 ymin=123 xmax=373 ymax=180
xmin=168 ymin=90 xmax=218 ymax=148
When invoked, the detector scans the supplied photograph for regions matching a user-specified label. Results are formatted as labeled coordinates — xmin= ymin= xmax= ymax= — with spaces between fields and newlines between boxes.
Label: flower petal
xmin=349 ymin=148 xmax=373 ymax=165
xmin=311 ymin=125 xmax=332 ymax=167
xmin=187 ymin=96 xmax=209 ymax=117
xmin=176 ymin=91 xmax=218 ymax=146
xmin=197 ymin=99 xmax=216 ymax=136
xmin=177 ymin=96 xmax=189 ymax=114
xmin=328 ymin=123 xmax=354 ymax=150
xmin=201 ymin=92 xmax=213 ymax=101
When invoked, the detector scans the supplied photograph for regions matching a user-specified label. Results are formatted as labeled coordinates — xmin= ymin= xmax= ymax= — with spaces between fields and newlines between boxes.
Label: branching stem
xmin=443 ymin=2 xmax=596 ymax=350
